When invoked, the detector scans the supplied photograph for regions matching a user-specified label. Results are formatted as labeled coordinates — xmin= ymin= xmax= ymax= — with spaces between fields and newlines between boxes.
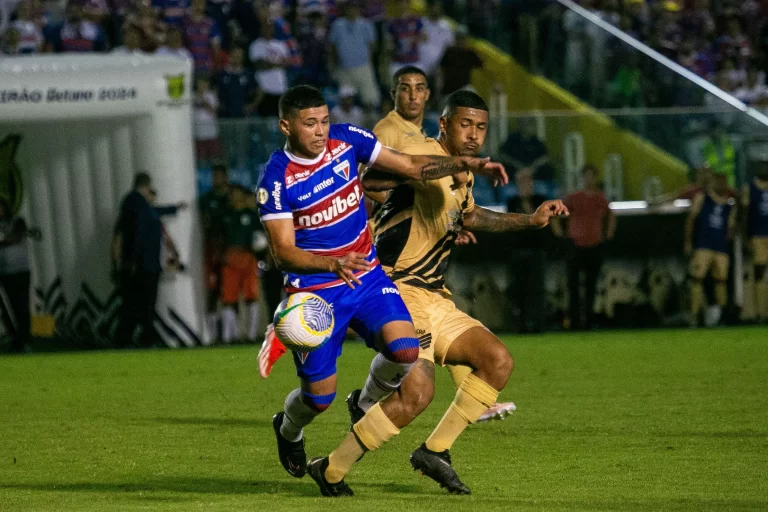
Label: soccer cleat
xmin=346 ymin=389 xmax=365 ymax=428
xmin=477 ymin=402 xmax=517 ymax=423
xmin=258 ymin=324 xmax=287 ymax=379
xmin=272 ymin=412 xmax=307 ymax=478
xmin=307 ymin=457 xmax=355 ymax=497
xmin=410 ymin=443 xmax=471 ymax=495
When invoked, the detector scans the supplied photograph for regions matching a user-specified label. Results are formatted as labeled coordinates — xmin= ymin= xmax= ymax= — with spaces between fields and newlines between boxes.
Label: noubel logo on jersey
xmin=296 ymin=184 xmax=362 ymax=228
xmin=0 ymin=135 xmax=24 ymax=215
xmin=333 ymin=160 xmax=351 ymax=181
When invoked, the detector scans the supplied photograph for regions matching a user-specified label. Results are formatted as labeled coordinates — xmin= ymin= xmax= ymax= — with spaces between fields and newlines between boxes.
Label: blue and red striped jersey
xmin=257 ymin=124 xmax=383 ymax=292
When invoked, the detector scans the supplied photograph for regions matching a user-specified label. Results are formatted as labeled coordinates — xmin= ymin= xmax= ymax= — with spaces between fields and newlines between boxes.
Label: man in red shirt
xmin=554 ymin=165 xmax=616 ymax=330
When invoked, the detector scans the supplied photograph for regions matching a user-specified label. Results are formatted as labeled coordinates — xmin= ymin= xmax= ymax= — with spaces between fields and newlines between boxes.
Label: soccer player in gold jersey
xmin=348 ymin=90 xmax=567 ymax=494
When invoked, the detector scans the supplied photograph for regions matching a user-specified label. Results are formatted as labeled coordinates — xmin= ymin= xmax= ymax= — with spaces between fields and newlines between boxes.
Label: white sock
xmin=205 ymin=312 xmax=219 ymax=341
xmin=280 ymin=388 xmax=319 ymax=442
xmin=247 ymin=301 xmax=261 ymax=341
xmin=358 ymin=353 xmax=413 ymax=412
xmin=221 ymin=306 xmax=238 ymax=343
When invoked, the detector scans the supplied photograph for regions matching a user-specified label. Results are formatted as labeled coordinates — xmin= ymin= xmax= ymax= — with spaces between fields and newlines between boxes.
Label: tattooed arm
xmin=463 ymin=200 xmax=569 ymax=233
xmin=371 ymin=147 xmax=509 ymax=186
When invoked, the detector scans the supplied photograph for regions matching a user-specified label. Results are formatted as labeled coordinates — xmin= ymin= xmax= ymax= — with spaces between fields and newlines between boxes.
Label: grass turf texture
xmin=1 ymin=328 xmax=767 ymax=511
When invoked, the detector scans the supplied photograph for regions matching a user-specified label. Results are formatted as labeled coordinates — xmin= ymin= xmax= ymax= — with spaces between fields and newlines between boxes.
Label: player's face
xmin=440 ymin=107 xmax=488 ymax=157
xmin=393 ymin=74 xmax=430 ymax=122
xmin=280 ymin=106 xmax=331 ymax=159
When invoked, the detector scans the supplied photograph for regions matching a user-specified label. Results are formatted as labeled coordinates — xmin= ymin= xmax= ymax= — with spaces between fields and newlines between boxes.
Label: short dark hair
xmin=392 ymin=65 xmax=428 ymax=88
xmin=134 ymin=172 xmax=151 ymax=189
xmin=442 ymin=90 xmax=489 ymax=117
xmin=279 ymin=85 xmax=327 ymax=119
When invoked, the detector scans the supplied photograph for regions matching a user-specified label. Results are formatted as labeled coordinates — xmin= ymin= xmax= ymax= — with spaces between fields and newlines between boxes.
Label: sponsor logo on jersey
xmin=272 ymin=181 xmax=282 ymax=210
xmin=333 ymin=160 xmax=351 ymax=181
xmin=257 ymin=187 xmax=269 ymax=205
xmin=382 ymin=287 xmax=399 ymax=295
xmin=348 ymin=125 xmax=374 ymax=140
xmin=298 ymin=191 xmax=312 ymax=201
xmin=0 ymin=135 xmax=24 ymax=214
xmin=286 ymin=169 xmax=311 ymax=188
xmin=313 ymin=177 xmax=334 ymax=193
xmin=296 ymin=183 xmax=362 ymax=228
xmin=331 ymin=142 xmax=348 ymax=156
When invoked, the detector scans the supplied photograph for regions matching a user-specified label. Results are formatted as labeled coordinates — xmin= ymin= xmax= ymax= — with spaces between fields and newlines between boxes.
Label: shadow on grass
xmin=151 ymin=417 xmax=273 ymax=428
xmin=0 ymin=476 xmax=422 ymax=497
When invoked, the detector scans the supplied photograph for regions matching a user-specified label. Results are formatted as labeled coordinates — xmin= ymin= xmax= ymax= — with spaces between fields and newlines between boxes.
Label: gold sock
xmin=715 ymin=282 xmax=727 ymax=307
xmin=425 ymin=373 xmax=499 ymax=453
xmin=756 ymin=281 xmax=768 ymax=320
xmin=447 ymin=364 xmax=473 ymax=390
xmin=691 ymin=282 xmax=704 ymax=317
xmin=326 ymin=403 xmax=399 ymax=483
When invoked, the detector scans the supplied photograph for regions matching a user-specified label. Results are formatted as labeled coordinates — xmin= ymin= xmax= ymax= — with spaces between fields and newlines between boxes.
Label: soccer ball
xmin=273 ymin=293 xmax=334 ymax=352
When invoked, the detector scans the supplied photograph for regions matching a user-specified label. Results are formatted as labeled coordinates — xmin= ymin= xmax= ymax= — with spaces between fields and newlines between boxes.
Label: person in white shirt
xmin=111 ymin=25 xmax=145 ymax=55
xmin=194 ymin=75 xmax=221 ymax=165
xmin=330 ymin=85 xmax=366 ymax=126
xmin=734 ymin=68 xmax=768 ymax=106
xmin=419 ymin=2 xmax=453 ymax=78
xmin=248 ymin=20 xmax=290 ymax=117
xmin=11 ymin=1 xmax=42 ymax=54
xmin=156 ymin=27 xmax=193 ymax=60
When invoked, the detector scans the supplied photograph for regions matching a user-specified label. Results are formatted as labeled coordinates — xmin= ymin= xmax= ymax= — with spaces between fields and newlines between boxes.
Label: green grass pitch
xmin=1 ymin=328 xmax=767 ymax=511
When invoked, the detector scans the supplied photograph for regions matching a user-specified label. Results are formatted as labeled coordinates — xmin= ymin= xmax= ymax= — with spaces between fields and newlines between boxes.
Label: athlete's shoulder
xmin=330 ymin=123 xmax=377 ymax=143
xmin=262 ymin=150 xmax=290 ymax=180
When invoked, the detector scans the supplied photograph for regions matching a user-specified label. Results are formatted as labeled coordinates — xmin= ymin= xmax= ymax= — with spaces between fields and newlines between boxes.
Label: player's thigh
xmin=352 ymin=270 xmax=415 ymax=349
xmin=432 ymin=299 xmax=485 ymax=367
xmin=753 ymin=238 xmax=768 ymax=265
xmin=396 ymin=284 xmax=438 ymax=364
xmin=689 ymin=250 xmax=713 ymax=280
xmin=712 ymin=253 xmax=730 ymax=281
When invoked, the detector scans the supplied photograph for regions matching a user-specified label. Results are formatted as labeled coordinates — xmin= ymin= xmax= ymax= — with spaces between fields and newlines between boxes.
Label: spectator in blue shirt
xmin=113 ymin=172 xmax=187 ymax=347
xmin=215 ymin=46 xmax=259 ymax=168
xmin=328 ymin=1 xmax=380 ymax=109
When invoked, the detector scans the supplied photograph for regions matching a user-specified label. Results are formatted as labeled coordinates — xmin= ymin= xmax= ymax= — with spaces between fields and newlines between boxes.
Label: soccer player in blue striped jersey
xmin=257 ymin=85 xmax=507 ymax=496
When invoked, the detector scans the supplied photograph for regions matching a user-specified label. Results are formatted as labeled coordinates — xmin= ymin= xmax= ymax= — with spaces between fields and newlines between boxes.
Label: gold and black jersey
xmin=373 ymin=110 xmax=429 ymax=150
xmin=370 ymin=139 xmax=475 ymax=295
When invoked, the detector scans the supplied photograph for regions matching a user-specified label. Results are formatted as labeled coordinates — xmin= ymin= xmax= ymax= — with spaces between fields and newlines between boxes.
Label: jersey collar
xmin=284 ymin=144 xmax=327 ymax=166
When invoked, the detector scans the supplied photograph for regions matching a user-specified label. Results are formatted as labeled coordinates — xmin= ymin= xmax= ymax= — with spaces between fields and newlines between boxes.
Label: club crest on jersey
xmin=333 ymin=160 xmax=351 ymax=181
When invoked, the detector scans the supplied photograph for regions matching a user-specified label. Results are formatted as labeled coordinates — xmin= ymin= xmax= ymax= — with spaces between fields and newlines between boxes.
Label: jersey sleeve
xmin=257 ymin=162 xmax=293 ymax=221
xmin=336 ymin=124 xmax=382 ymax=166
xmin=373 ymin=120 xmax=399 ymax=149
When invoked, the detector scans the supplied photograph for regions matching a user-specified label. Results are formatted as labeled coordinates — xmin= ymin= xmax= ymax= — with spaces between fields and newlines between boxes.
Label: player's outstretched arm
xmin=263 ymin=218 xmax=372 ymax=288
xmin=463 ymin=200 xmax=569 ymax=233
xmin=371 ymin=146 xmax=509 ymax=186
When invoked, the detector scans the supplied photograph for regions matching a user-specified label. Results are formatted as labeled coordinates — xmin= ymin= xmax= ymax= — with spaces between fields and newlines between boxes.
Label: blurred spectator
xmin=700 ymin=121 xmax=736 ymax=187
xmin=249 ymin=19 xmax=290 ymax=117
xmin=553 ymin=165 xmax=616 ymax=330
xmin=11 ymin=1 xmax=43 ymax=54
xmin=657 ymin=1 xmax=683 ymax=57
xmin=437 ymin=26 xmax=482 ymax=97
xmin=607 ymin=53 xmax=645 ymax=107
xmin=498 ymin=118 xmax=555 ymax=182
xmin=419 ymin=1 xmax=453 ymax=79
xmin=734 ymin=68 xmax=768 ymax=105
xmin=744 ymin=165 xmax=768 ymax=323
xmin=0 ymin=0 xmax=23 ymax=37
xmin=562 ymin=0 xmax=591 ymax=96
xmin=194 ymin=75 xmax=221 ymax=165
xmin=215 ymin=46 xmax=258 ymax=118
xmin=156 ymin=26 xmax=192 ymax=58
xmin=328 ymin=1 xmax=380 ymax=110
xmin=46 ymin=3 xmax=107 ymax=52
xmin=681 ymin=0 xmax=715 ymax=39
xmin=387 ymin=0 xmax=424 ymax=78
xmin=464 ymin=0 xmax=496 ymax=39
xmin=220 ymin=185 xmax=264 ymax=344
xmin=331 ymin=85 xmax=365 ymax=125
xmin=111 ymin=25 xmax=145 ymax=54
xmin=677 ymin=166 xmax=713 ymax=201
xmin=125 ymin=2 xmax=166 ymax=52
xmin=113 ymin=172 xmax=186 ymax=347
xmin=625 ymin=0 xmax=650 ymax=40
xmin=230 ymin=0 xmax=261 ymax=43
xmin=296 ymin=10 xmax=331 ymax=87
xmin=0 ymin=197 xmax=31 ymax=353
xmin=1 ymin=25 xmax=20 ymax=54
xmin=716 ymin=16 xmax=752 ymax=69
xmin=506 ymin=170 xmax=550 ymax=333
xmin=153 ymin=0 xmax=189 ymax=28
xmin=183 ymin=0 xmax=221 ymax=75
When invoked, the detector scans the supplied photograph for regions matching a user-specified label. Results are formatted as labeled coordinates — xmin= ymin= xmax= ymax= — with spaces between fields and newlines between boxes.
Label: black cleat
xmin=307 ymin=457 xmax=355 ymax=497
xmin=272 ymin=412 xmax=307 ymax=478
xmin=410 ymin=443 xmax=471 ymax=495
xmin=346 ymin=389 xmax=365 ymax=429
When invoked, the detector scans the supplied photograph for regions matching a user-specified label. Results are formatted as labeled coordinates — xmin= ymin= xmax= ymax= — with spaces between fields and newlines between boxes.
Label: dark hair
xmin=212 ymin=162 xmax=228 ymax=174
xmin=392 ymin=65 xmax=428 ymax=88
xmin=442 ymin=90 xmax=489 ymax=117
xmin=134 ymin=172 xmax=151 ymax=189
xmin=279 ymin=85 xmax=327 ymax=119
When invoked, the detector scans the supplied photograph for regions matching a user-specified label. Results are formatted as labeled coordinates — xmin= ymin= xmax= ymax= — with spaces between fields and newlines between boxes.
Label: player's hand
xmin=462 ymin=157 xmax=509 ymax=187
xmin=455 ymin=230 xmax=477 ymax=246
xmin=531 ymin=200 xmax=569 ymax=228
xmin=331 ymin=252 xmax=373 ymax=289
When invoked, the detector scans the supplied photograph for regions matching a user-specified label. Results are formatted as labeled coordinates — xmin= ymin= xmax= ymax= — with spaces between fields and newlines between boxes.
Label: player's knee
xmin=301 ymin=391 xmax=336 ymax=413
xmin=482 ymin=344 xmax=514 ymax=385
xmin=401 ymin=369 xmax=434 ymax=418
xmin=382 ymin=336 xmax=419 ymax=364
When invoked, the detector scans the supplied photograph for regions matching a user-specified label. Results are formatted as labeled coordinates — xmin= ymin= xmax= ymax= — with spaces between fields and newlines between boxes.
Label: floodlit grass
xmin=1 ymin=328 xmax=767 ymax=511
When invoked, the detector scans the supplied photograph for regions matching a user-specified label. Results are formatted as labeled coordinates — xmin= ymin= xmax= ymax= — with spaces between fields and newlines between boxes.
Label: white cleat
xmin=477 ymin=402 xmax=517 ymax=423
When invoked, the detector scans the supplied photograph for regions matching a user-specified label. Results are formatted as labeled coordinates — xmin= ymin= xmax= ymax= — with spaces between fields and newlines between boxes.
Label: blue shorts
xmin=292 ymin=265 xmax=412 ymax=383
